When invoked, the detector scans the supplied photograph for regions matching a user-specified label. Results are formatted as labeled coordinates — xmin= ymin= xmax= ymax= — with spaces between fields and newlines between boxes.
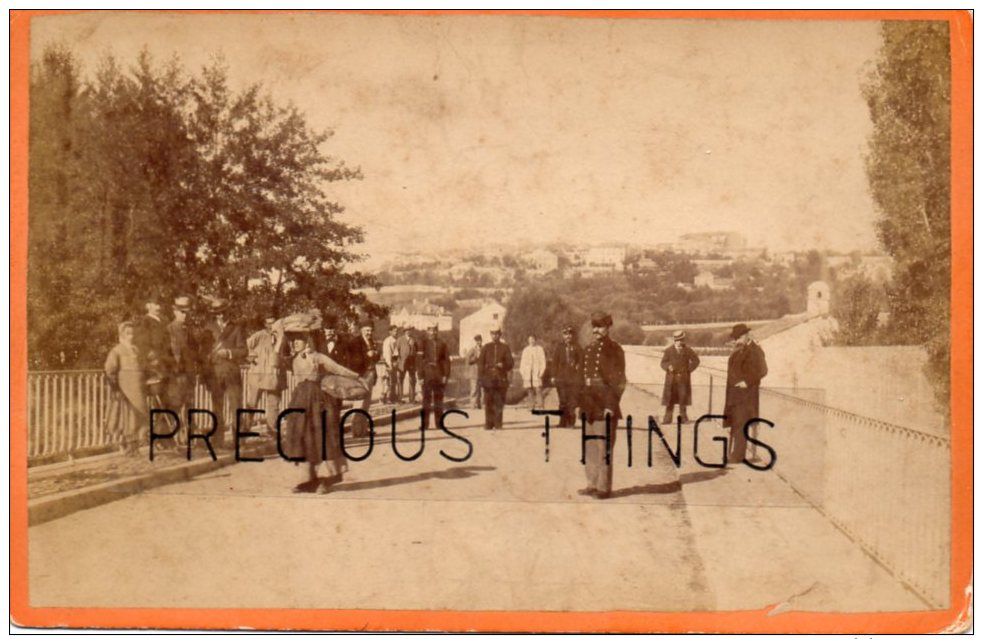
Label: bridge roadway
xmin=28 ymin=387 xmax=926 ymax=613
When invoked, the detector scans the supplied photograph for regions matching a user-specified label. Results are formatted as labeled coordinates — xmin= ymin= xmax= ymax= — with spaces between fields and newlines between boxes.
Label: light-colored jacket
xmin=382 ymin=334 xmax=398 ymax=368
xmin=462 ymin=343 xmax=482 ymax=380
xmin=246 ymin=328 xmax=286 ymax=391
xmin=519 ymin=344 xmax=547 ymax=388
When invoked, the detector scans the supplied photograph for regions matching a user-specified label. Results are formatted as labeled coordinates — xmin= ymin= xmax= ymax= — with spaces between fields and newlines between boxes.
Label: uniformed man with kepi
xmin=418 ymin=322 xmax=450 ymax=429
xmin=579 ymin=311 xmax=626 ymax=499
xmin=477 ymin=326 xmax=513 ymax=430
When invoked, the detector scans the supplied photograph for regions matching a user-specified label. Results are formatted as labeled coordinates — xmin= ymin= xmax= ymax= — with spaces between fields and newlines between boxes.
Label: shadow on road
xmin=332 ymin=465 xmax=498 ymax=493
xmin=610 ymin=469 xmax=726 ymax=498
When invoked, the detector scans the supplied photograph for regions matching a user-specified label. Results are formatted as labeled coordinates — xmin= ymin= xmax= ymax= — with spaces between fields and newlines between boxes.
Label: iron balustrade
xmin=27 ymin=357 xmax=469 ymax=464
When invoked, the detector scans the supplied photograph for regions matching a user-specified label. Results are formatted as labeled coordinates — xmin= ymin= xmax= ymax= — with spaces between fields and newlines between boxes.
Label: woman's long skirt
xmin=284 ymin=380 xmax=347 ymax=477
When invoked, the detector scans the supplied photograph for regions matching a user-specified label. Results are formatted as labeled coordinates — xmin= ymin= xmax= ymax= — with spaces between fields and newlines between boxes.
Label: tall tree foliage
xmin=862 ymin=21 xmax=951 ymax=410
xmin=28 ymin=46 xmax=381 ymax=368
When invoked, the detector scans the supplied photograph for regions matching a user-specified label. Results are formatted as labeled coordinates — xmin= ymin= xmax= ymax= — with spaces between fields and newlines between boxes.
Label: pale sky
xmin=32 ymin=12 xmax=885 ymax=260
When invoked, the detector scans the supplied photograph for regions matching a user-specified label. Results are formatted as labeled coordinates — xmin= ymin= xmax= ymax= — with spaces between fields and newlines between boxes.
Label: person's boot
xmin=679 ymin=410 xmax=689 ymax=424
xmin=661 ymin=409 xmax=673 ymax=425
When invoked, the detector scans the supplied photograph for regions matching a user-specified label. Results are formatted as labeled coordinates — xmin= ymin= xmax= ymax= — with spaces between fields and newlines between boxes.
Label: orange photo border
xmin=8 ymin=8 xmax=973 ymax=633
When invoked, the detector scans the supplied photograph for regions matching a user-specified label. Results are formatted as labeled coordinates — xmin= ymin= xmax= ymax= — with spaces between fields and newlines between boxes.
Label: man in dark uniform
xmin=660 ymin=330 xmax=701 ymax=424
xmin=199 ymin=298 xmax=247 ymax=447
xmin=477 ymin=326 xmax=513 ymax=430
xmin=724 ymin=323 xmax=768 ymax=464
xmin=579 ymin=311 xmax=626 ymax=499
xmin=550 ymin=325 xmax=583 ymax=428
xmin=418 ymin=323 xmax=450 ymax=429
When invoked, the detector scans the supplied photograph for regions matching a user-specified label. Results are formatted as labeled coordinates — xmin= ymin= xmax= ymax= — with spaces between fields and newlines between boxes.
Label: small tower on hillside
xmin=807 ymin=280 xmax=831 ymax=317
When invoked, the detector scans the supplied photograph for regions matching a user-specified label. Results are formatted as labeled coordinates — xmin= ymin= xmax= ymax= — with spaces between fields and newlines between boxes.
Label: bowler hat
xmin=359 ymin=319 xmax=374 ymax=330
xmin=730 ymin=323 xmax=750 ymax=340
xmin=590 ymin=311 xmax=613 ymax=328
xmin=673 ymin=330 xmax=686 ymax=340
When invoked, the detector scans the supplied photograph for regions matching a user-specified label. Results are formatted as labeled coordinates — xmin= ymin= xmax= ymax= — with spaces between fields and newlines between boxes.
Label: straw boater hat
xmin=208 ymin=297 xmax=229 ymax=314
xmin=673 ymin=330 xmax=686 ymax=340
xmin=173 ymin=296 xmax=192 ymax=311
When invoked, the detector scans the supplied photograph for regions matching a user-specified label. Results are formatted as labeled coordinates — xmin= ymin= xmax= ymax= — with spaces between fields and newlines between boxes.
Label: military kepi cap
xmin=730 ymin=323 xmax=750 ymax=340
xmin=590 ymin=311 xmax=613 ymax=328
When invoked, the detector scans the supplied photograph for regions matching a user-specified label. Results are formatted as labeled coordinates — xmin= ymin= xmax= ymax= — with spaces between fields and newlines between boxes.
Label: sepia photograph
xmin=10 ymin=9 xmax=972 ymax=633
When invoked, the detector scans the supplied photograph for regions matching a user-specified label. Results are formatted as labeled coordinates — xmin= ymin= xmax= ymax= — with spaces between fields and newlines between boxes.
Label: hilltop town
xmin=358 ymin=232 xmax=894 ymax=354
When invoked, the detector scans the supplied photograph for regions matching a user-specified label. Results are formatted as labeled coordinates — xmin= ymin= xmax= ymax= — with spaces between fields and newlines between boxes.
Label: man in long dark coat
xmin=724 ymin=323 xmax=768 ymax=464
xmin=550 ymin=325 xmax=583 ymax=428
xmin=660 ymin=330 xmax=701 ymax=424
xmin=199 ymin=298 xmax=247 ymax=447
xmin=418 ymin=323 xmax=451 ymax=429
xmin=166 ymin=295 xmax=198 ymax=418
xmin=346 ymin=321 xmax=379 ymax=437
xmin=135 ymin=293 xmax=173 ymax=399
xmin=477 ymin=326 xmax=513 ymax=430
xmin=578 ymin=311 xmax=626 ymax=499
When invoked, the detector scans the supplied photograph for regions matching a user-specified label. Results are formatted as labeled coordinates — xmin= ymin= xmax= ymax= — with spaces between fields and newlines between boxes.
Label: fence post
xmin=707 ymin=372 xmax=713 ymax=413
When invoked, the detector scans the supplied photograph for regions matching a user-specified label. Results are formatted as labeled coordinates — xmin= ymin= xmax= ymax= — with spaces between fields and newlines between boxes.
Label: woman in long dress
xmin=104 ymin=321 xmax=147 ymax=455
xmin=285 ymin=336 xmax=364 ymax=493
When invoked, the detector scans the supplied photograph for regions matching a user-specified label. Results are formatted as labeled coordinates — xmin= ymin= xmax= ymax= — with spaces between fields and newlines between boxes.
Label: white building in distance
xmin=390 ymin=299 xmax=453 ymax=331
xmin=583 ymin=245 xmax=627 ymax=271
xmin=458 ymin=302 xmax=507 ymax=355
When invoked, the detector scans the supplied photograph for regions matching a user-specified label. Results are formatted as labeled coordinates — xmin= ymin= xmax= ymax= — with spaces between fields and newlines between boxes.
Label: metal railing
xmin=27 ymin=358 xmax=470 ymax=464
xmin=698 ymin=366 xmax=950 ymax=609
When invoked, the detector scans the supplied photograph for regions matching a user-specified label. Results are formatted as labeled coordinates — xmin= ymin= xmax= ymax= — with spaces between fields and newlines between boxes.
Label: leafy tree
xmin=862 ymin=21 xmax=951 ymax=410
xmin=504 ymin=283 xmax=585 ymax=351
xmin=832 ymin=275 xmax=883 ymax=345
xmin=28 ymin=46 xmax=381 ymax=368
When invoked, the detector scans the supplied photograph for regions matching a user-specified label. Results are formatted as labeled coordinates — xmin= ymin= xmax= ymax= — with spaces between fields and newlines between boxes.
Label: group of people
xmin=104 ymin=292 xmax=767 ymax=499
xmin=457 ymin=317 xmax=767 ymax=499
xmin=105 ymin=295 xmax=251 ymax=454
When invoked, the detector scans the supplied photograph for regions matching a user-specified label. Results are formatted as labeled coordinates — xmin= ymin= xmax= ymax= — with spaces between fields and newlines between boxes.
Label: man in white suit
xmin=519 ymin=335 xmax=547 ymax=410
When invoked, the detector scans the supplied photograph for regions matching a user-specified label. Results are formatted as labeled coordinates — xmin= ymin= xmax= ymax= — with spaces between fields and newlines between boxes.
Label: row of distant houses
xmin=388 ymin=299 xmax=508 ymax=355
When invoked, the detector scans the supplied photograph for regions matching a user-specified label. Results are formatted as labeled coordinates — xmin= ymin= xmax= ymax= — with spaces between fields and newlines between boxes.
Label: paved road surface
xmin=29 ymin=387 xmax=925 ymax=613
